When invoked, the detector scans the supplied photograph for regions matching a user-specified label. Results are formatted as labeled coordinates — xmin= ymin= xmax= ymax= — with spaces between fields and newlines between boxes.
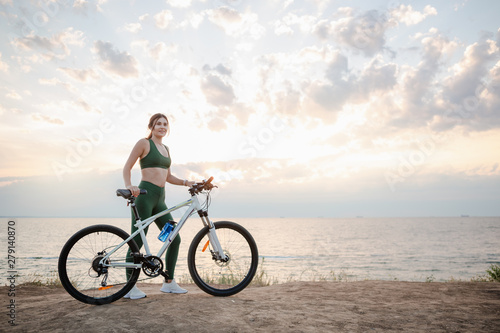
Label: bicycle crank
xmin=141 ymin=255 xmax=166 ymax=278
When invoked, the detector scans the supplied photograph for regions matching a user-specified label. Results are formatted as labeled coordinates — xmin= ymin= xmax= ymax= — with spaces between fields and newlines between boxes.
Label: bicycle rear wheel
xmin=58 ymin=224 xmax=141 ymax=305
xmin=188 ymin=221 xmax=258 ymax=296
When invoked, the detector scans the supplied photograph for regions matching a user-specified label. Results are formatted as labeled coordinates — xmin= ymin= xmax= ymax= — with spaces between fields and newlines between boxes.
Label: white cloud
xmin=154 ymin=10 xmax=174 ymax=29
xmin=73 ymin=98 xmax=101 ymax=113
xmin=38 ymin=77 xmax=71 ymax=90
xmin=181 ymin=12 xmax=204 ymax=29
xmin=73 ymin=0 xmax=103 ymax=15
xmin=31 ymin=112 xmax=64 ymax=125
xmin=167 ymin=0 xmax=191 ymax=8
xmin=123 ymin=22 xmax=142 ymax=33
xmin=5 ymin=89 xmax=21 ymax=100
xmin=273 ymin=13 xmax=317 ymax=36
xmin=0 ymin=53 xmax=9 ymax=72
xmin=148 ymin=41 xmax=178 ymax=60
xmin=0 ymin=52 xmax=9 ymax=73
xmin=93 ymin=40 xmax=139 ymax=78
xmin=354 ymin=58 xmax=397 ymax=101
xmin=316 ymin=8 xmax=395 ymax=56
xmin=201 ymin=74 xmax=235 ymax=106
xmin=10 ymin=28 xmax=85 ymax=61
xmin=274 ymin=20 xmax=294 ymax=36
xmin=443 ymin=39 xmax=498 ymax=102
xmin=390 ymin=4 xmax=437 ymax=26
xmin=1 ymin=0 xmax=499 ymax=218
xmin=206 ymin=7 xmax=265 ymax=39
xmin=58 ymin=67 xmax=100 ymax=82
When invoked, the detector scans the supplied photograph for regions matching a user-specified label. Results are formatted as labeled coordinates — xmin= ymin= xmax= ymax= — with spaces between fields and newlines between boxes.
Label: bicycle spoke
xmin=59 ymin=225 xmax=140 ymax=305
xmin=188 ymin=221 xmax=258 ymax=296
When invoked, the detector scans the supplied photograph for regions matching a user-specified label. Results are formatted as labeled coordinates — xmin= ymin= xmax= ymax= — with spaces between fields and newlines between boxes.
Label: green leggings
xmin=126 ymin=181 xmax=181 ymax=281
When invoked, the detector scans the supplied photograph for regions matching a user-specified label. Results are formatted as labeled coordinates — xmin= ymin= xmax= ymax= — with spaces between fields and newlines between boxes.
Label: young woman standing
xmin=123 ymin=113 xmax=195 ymax=299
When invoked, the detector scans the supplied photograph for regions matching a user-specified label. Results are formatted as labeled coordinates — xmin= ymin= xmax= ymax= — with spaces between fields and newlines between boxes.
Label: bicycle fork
xmin=199 ymin=211 xmax=227 ymax=261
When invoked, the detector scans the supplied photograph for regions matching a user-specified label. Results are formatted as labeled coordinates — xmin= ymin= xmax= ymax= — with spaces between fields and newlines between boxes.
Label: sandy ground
xmin=2 ymin=281 xmax=500 ymax=332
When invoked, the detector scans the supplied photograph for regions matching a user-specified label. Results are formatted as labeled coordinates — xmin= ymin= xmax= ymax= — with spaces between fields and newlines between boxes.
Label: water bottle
xmin=158 ymin=222 xmax=174 ymax=242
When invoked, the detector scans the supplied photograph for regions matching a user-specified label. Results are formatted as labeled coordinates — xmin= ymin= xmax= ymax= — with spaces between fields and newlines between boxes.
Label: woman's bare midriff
xmin=141 ymin=168 xmax=168 ymax=187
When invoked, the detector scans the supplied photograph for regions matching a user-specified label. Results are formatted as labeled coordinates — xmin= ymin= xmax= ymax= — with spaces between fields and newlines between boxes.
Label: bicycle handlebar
xmin=116 ymin=177 xmax=215 ymax=200
xmin=188 ymin=176 xmax=216 ymax=195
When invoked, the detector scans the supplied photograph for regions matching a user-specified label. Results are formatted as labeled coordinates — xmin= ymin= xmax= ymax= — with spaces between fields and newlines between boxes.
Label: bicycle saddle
xmin=116 ymin=189 xmax=147 ymax=199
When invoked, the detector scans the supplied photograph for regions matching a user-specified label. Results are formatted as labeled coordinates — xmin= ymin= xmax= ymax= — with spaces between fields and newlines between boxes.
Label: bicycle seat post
xmin=128 ymin=197 xmax=141 ymax=221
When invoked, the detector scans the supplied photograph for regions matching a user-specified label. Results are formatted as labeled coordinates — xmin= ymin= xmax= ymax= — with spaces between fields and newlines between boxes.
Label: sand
xmin=2 ymin=281 xmax=500 ymax=332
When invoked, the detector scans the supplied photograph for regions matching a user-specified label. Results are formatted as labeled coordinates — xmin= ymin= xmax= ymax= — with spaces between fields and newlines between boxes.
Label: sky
xmin=0 ymin=0 xmax=499 ymax=218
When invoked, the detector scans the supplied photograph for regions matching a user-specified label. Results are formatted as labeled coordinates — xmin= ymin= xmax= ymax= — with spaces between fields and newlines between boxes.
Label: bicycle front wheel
xmin=58 ymin=224 xmax=141 ymax=305
xmin=188 ymin=221 xmax=258 ymax=296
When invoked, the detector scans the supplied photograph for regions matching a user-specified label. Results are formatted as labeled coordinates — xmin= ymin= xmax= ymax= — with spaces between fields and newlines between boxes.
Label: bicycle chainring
xmin=142 ymin=255 xmax=164 ymax=277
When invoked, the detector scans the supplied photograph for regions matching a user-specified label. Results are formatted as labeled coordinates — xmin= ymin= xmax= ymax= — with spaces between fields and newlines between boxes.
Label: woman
xmin=123 ymin=113 xmax=195 ymax=299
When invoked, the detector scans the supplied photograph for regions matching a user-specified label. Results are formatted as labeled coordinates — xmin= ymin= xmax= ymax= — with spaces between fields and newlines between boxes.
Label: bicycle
xmin=58 ymin=177 xmax=259 ymax=305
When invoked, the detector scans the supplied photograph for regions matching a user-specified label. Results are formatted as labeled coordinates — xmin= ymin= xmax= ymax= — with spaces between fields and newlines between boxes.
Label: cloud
xmin=72 ymin=0 xmax=103 ymax=15
xmin=38 ymin=77 xmax=72 ymax=91
xmin=11 ymin=28 xmax=85 ymax=61
xmin=443 ymin=39 xmax=498 ymax=105
xmin=428 ymin=36 xmax=500 ymax=131
xmin=58 ymin=67 xmax=100 ymax=82
xmin=315 ymin=8 xmax=395 ymax=56
xmin=271 ymin=82 xmax=302 ymax=116
xmin=122 ymin=22 xmax=142 ymax=33
xmin=201 ymin=73 xmax=235 ymax=106
xmin=154 ymin=9 xmax=174 ymax=29
xmin=206 ymin=7 xmax=265 ymax=39
xmin=5 ymin=89 xmax=21 ymax=100
xmin=390 ymin=4 xmax=437 ymax=26
xmin=93 ymin=40 xmax=139 ymax=78
xmin=167 ymin=0 xmax=191 ymax=8
xmin=31 ymin=113 xmax=64 ymax=125
xmin=148 ymin=42 xmax=178 ymax=60
xmin=355 ymin=58 xmax=397 ymax=100
xmin=259 ymin=47 xmax=398 ymax=121
xmin=74 ymin=98 xmax=101 ymax=113
xmin=394 ymin=32 xmax=458 ymax=126
xmin=0 ymin=52 xmax=9 ymax=72
xmin=203 ymin=63 xmax=232 ymax=76
xmin=273 ymin=13 xmax=317 ymax=36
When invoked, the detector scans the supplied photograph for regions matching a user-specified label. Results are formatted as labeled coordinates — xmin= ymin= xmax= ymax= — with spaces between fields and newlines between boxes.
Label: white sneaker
xmin=160 ymin=280 xmax=188 ymax=294
xmin=124 ymin=285 xmax=147 ymax=299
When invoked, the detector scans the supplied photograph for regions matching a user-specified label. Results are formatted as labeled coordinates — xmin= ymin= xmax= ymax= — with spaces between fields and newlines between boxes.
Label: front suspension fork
xmin=199 ymin=210 xmax=227 ymax=261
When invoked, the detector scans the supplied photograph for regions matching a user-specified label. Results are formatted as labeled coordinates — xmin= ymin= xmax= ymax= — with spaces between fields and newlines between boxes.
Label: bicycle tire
xmin=58 ymin=224 xmax=141 ymax=305
xmin=188 ymin=221 xmax=258 ymax=296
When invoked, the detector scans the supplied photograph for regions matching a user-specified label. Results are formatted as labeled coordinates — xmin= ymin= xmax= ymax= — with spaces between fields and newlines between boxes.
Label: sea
xmin=1 ymin=216 xmax=499 ymax=284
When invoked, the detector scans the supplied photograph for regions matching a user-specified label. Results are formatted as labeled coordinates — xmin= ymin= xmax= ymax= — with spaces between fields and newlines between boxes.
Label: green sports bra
xmin=140 ymin=139 xmax=171 ymax=170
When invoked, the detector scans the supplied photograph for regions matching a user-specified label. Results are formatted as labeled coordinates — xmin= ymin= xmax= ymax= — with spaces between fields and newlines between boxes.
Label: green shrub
xmin=486 ymin=264 xmax=500 ymax=282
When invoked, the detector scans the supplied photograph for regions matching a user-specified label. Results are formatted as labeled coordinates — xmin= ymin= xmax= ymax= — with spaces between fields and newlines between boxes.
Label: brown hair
xmin=146 ymin=113 xmax=170 ymax=139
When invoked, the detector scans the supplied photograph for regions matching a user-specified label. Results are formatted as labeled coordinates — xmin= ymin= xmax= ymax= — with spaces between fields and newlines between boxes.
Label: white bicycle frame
xmin=100 ymin=192 xmax=226 ymax=269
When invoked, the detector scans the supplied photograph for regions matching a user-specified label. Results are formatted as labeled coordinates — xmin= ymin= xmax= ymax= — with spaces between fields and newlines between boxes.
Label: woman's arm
xmin=166 ymin=168 xmax=195 ymax=187
xmin=123 ymin=139 xmax=147 ymax=196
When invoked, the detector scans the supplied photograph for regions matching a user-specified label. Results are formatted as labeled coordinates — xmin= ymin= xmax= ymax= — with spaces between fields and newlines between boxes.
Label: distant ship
xmin=461 ymin=214 xmax=470 ymax=217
